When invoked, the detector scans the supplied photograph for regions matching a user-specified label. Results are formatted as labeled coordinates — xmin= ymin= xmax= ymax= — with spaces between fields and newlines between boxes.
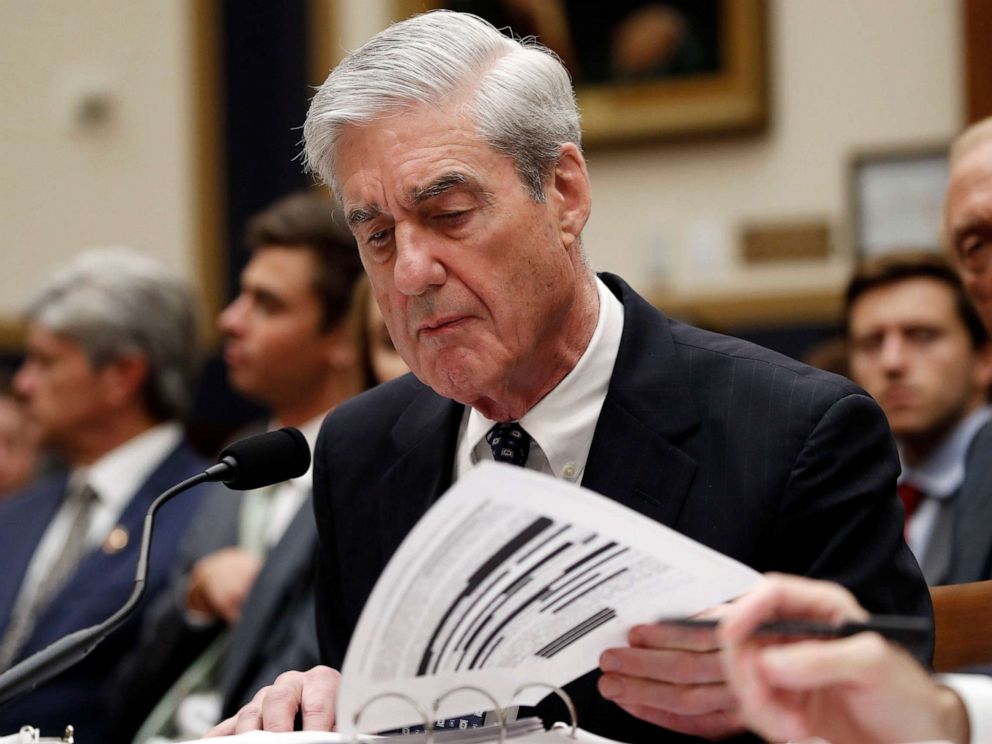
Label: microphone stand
xmin=0 ymin=471 xmax=211 ymax=707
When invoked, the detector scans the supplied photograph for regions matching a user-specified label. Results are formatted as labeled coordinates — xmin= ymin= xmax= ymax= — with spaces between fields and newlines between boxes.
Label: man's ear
xmin=549 ymin=143 xmax=592 ymax=251
xmin=100 ymin=354 xmax=151 ymax=408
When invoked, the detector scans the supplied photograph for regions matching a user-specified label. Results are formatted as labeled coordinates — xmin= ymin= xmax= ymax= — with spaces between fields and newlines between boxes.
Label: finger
xmin=258 ymin=672 xmax=309 ymax=732
xmin=598 ymin=673 xmax=735 ymax=716
xmin=726 ymin=640 xmax=811 ymax=742
xmin=300 ymin=666 xmax=341 ymax=731
xmin=232 ymin=686 xmax=269 ymax=734
xmin=204 ymin=715 xmax=237 ymax=738
xmin=719 ymin=574 xmax=867 ymax=645
xmin=757 ymin=633 xmax=893 ymax=691
xmin=628 ymin=622 xmax=720 ymax=652
xmin=600 ymin=646 xmax=723 ymax=684
xmin=612 ymin=702 xmax=744 ymax=740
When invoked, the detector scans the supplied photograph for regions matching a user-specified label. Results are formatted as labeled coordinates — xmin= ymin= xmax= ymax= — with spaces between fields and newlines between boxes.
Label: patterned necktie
xmin=0 ymin=482 xmax=98 ymax=670
xmin=486 ymin=422 xmax=531 ymax=467
xmin=898 ymin=482 xmax=925 ymax=533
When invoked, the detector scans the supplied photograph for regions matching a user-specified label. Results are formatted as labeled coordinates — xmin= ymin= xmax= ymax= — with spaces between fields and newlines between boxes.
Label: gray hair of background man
xmin=26 ymin=248 xmax=201 ymax=421
xmin=303 ymin=10 xmax=581 ymax=202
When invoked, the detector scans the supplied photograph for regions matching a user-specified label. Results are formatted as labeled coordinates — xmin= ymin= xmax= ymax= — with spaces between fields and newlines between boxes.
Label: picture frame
xmin=848 ymin=143 xmax=950 ymax=260
xmin=393 ymin=0 xmax=769 ymax=146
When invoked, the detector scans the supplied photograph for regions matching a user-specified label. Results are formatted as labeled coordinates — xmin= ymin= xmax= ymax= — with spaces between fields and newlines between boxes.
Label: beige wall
xmin=0 ymin=0 xmax=194 ymax=322
xmin=0 ymin=0 xmax=962 ymax=327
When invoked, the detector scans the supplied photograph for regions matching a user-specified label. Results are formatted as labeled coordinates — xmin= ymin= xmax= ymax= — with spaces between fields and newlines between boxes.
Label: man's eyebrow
xmin=408 ymin=173 xmax=475 ymax=205
xmin=346 ymin=205 xmax=381 ymax=227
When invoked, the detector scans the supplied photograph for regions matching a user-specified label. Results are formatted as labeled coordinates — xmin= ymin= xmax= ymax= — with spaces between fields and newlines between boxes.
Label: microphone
xmin=0 ymin=427 xmax=311 ymax=707
xmin=205 ymin=426 xmax=311 ymax=489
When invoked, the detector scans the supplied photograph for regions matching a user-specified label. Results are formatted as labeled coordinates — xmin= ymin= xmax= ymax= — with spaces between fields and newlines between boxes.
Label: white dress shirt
xmin=261 ymin=415 xmax=323 ymax=547
xmin=455 ymin=276 xmax=624 ymax=483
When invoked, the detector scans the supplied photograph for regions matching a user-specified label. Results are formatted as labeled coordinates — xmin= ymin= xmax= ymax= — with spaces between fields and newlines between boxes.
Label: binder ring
xmin=352 ymin=691 xmax=433 ymax=744
xmin=511 ymin=683 xmax=577 ymax=739
xmin=432 ymin=685 xmax=506 ymax=744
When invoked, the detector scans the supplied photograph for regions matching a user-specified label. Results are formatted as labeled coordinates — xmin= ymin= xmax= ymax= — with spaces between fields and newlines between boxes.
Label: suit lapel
xmin=949 ymin=423 xmax=992 ymax=582
xmin=582 ymin=275 xmax=699 ymax=527
xmin=0 ymin=475 xmax=68 ymax=635
xmin=377 ymin=386 xmax=464 ymax=565
xmin=26 ymin=443 xmax=200 ymax=650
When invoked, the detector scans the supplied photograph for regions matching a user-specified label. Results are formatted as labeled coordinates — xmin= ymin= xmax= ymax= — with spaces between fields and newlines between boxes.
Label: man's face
xmin=848 ymin=277 xmax=991 ymax=440
xmin=335 ymin=105 xmax=590 ymax=418
xmin=946 ymin=138 xmax=992 ymax=331
xmin=13 ymin=326 xmax=117 ymax=454
xmin=219 ymin=246 xmax=344 ymax=410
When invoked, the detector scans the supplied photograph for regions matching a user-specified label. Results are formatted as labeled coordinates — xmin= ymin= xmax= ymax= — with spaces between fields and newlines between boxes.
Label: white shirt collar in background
xmin=263 ymin=414 xmax=323 ymax=546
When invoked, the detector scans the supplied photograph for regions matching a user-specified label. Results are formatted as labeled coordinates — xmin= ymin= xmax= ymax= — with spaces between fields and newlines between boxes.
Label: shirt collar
xmin=72 ymin=421 xmax=184 ymax=512
xmin=271 ymin=414 xmax=324 ymax=492
xmin=461 ymin=276 xmax=624 ymax=480
xmin=899 ymin=404 xmax=992 ymax=499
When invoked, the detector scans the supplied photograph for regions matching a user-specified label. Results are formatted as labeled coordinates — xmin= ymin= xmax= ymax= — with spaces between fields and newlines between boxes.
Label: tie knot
xmin=485 ymin=422 xmax=531 ymax=467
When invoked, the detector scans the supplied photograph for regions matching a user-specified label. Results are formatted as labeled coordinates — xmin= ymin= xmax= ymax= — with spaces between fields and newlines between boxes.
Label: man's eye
xmin=906 ymin=328 xmax=939 ymax=344
xmin=959 ymin=236 xmax=992 ymax=269
xmin=435 ymin=210 xmax=469 ymax=224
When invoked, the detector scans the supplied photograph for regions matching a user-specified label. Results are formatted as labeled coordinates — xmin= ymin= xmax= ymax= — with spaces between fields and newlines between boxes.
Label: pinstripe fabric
xmin=312 ymin=273 xmax=931 ymax=744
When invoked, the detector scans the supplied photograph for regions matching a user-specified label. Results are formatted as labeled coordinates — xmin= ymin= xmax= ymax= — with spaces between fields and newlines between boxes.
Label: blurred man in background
xmin=114 ymin=191 xmax=369 ymax=743
xmin=719 ymin=115 xmax=992 ymax=744
xmin=0 ymin=248 xmax=205 ymax=744
xmin=845 ymin=251 xmax=992 ymax=583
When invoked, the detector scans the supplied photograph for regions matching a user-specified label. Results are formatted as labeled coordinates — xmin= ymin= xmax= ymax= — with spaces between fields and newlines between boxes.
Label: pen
xmin=659 ymin=614 xmax=932 ymax=647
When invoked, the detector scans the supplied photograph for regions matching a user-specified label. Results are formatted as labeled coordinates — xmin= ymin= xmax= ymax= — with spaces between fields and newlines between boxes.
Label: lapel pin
xmin=102 ymin=526 xmax=129 ymax=554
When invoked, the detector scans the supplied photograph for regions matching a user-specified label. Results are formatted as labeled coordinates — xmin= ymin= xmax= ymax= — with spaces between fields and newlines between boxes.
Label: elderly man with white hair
xmin=215 ymin=11 xmax=930 ymax=743
xmin=0 ymin=248 xmax=208 ymax=743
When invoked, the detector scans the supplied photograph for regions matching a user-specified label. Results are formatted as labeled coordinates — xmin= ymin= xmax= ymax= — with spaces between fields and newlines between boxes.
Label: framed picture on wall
xmin=393 ymin=0 xmax=769 ymax=146
xmin=849 ymin=143 xmax=950 ymax=259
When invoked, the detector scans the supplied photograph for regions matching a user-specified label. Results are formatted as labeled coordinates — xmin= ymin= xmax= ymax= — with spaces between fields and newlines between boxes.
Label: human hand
xmin=186 ymin=547 xmax=263 ymax=624
xmin=598 ymin=605 xmax=744 ymax=739
xmin=205 ymin=665 xmax=341 ymax=736
xmin=719 ymin=573 xmax=969 ymax=744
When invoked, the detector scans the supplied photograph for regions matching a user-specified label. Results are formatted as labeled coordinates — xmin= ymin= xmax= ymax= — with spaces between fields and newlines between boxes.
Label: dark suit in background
xmin=110 ymin=481 xmax=320 ymax=741
xmin=0 ymin=442 xmax=206 ymax=743
xmin=948 ymin=421 xmax=992 ymax=584
xmin=311 ymin=273 xmax=932 ymax=744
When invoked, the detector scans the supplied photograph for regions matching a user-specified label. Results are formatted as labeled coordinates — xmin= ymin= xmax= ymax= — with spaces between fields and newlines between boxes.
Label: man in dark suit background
xmin=211 ymin=11 xmax=930 ymax=742
xmin=112 ymin=191 xmax=368 ymax=743
xmin=0 ymin=248 xmax=205 ymax=743
xmin=844 ymin=251 xmax=992 ymax=584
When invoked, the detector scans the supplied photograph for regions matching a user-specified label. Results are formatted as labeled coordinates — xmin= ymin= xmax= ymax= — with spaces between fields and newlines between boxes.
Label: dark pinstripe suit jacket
xmin=312 ymin=273 xmax=932 ymax=744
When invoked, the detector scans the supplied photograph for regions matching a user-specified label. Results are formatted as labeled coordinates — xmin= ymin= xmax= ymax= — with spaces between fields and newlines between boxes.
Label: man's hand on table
xmin=205 ymin=665 xmax=341 ymax=736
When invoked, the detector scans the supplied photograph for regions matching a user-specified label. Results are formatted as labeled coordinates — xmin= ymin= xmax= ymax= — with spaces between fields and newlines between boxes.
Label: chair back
xmin=930 ymin=579 xmax=992 ymax=672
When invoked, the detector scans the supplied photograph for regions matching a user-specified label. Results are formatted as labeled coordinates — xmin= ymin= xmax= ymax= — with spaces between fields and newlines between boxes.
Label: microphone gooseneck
xmin=0 ymin=427 xmax=311 ymax=708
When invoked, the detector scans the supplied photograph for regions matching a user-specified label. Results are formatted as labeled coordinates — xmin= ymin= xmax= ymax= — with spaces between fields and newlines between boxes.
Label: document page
xmin=337 ymin=463 xmax=761 ymax=733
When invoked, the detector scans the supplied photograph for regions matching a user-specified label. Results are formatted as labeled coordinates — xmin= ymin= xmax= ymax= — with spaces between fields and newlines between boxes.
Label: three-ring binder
xmin=351 ymin=683 xmax=579 ymax=744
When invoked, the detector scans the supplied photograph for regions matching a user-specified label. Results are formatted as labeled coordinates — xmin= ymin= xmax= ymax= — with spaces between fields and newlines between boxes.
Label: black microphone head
xmin=216 ymin=427 xmax=311 ymax=490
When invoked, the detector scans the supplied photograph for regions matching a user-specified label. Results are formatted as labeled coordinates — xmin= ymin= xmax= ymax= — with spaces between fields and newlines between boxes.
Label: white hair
xmin=27 ymin=247 xmax=201 ymax=420
xmin=303 ymin=10 xmax=581 ymax=202
xmin=950 ymin=115 xmax=992 ymax=167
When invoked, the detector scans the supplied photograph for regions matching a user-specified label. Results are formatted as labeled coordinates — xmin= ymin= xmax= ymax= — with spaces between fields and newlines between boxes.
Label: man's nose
xmin=393 ymin=225 xmax=446 ymax=296
xmin=12 ymin=365 xmax=33 ymax=397
xmin=879 ymin=334 xmax=907 ymax=372
xmin=218 ymin=295 xmax=247 ymax=335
